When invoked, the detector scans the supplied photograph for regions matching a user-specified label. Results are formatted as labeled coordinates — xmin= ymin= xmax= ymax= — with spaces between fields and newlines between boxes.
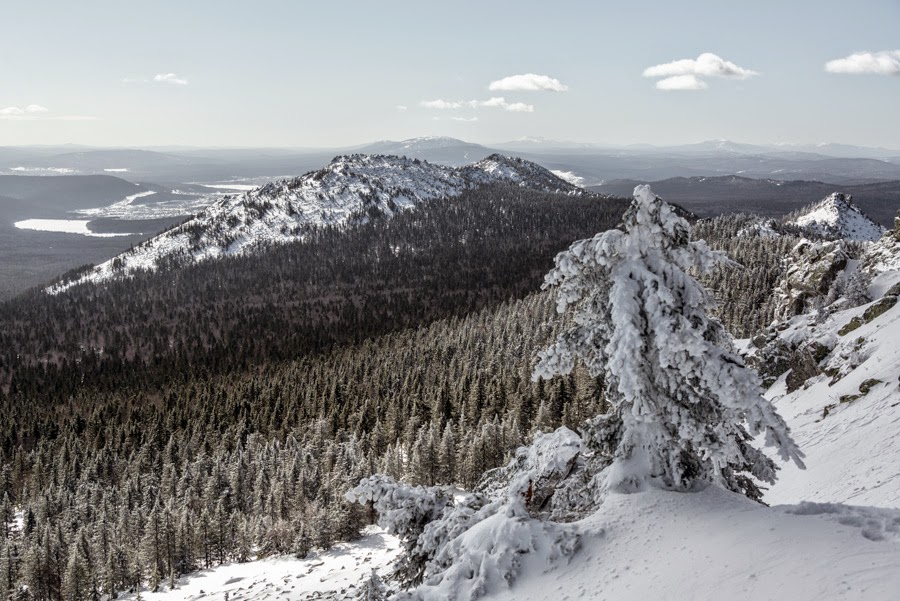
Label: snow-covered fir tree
xmin=534 ymin=185 xmax=806 ymax=500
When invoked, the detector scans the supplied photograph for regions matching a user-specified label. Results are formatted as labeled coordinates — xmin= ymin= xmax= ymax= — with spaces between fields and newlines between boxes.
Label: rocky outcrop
xmin=862 ymin=209 xmax=900 ymax=274
xmin=774 ymin=239 xmax=849 ymax=320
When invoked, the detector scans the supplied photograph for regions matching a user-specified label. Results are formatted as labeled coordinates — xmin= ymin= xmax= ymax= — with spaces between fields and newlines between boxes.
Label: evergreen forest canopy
xmin=0 ymin=183 xmax=838 ymax=599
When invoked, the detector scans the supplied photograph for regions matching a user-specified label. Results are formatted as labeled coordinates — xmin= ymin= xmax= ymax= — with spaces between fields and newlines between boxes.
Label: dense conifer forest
xmin=0 ymin=186 xmax=830 ymax=599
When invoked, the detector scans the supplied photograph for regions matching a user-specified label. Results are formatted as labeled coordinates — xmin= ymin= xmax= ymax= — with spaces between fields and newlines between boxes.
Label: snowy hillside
xmin=81 ymin=189 xmax=900 ymax=601
xmin=50 ymin=154 xmax=578 ymax=292
xmin=756 ymin=270 xmax=900 ymax=507
xmin=481 ymin=266 xmax=900 ymax=601
xmin=787 ymin=192 xmax=884 ymax=241
xmin=118 ymin=527 xmax=400 ymax=601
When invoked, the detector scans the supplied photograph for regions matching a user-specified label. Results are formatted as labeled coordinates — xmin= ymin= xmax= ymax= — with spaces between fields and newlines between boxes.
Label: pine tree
xmin=357 ymin=569 xmax=388 ymax=601
xmin=535 ymin=185 xmax=805 ymax=499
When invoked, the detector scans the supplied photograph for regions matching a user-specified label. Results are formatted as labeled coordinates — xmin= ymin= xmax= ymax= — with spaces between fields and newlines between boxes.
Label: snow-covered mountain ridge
xmin=787 ymin=192 xmax=884 ymax=241
xmin=50 ymin=154 xmax=579 ymax=292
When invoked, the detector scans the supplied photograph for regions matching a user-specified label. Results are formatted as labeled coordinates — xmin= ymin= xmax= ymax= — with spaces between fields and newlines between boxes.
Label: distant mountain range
xmin=4 ymin=137 xmax=900 ymax=185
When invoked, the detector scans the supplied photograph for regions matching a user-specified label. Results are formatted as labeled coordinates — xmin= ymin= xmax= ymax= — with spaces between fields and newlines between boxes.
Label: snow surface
xmin=76 ymin=190 xmax=158 ymax=218
xmin=549 ymin=170 xmax=585 ymax=187
xmin=9 ymin=166 xmax=76 ymax=174
xmin=484 ymin=486 xmax=900 ymax=601
xmin=118 ymin=527 xmax=399 ymax=601
xmin=49 ymin=154 xmax=578 ymax=293
xmin=787 ymin=192 xmax=884 ymax=241
xmin=13 ymin=218 xmax=134 ymax=237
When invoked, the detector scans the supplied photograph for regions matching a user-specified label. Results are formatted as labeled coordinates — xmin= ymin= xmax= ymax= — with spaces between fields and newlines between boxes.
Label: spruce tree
xmin=535 ymin=185 xmax=805 ymax=500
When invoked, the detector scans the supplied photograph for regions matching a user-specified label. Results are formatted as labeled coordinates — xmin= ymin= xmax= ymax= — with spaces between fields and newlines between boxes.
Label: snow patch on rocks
xmin=787 ymin=192 xmax=884 ymax=242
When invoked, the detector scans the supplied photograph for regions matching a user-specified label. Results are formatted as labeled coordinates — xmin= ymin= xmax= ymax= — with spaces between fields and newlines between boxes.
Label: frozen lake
xmin=14 ymin=219 xmax=133 ymax=237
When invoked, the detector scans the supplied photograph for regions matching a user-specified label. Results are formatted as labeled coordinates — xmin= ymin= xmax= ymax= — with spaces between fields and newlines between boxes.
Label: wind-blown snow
xmin=787 ymin=192 xmax=884 ymax=241
xmin=49 ymin=154 xmax=578 ymax=293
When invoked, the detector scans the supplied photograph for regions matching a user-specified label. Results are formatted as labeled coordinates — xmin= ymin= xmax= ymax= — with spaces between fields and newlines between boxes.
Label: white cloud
xmin=420 ymin=99 xmax=463 ymax=109
xmin=0 ymin=107 xmax=25 ymax=116
xmin=643 ymin=53 xmax=756 ymax=91
xmin=153 ymin=73 xmax=189 ymax=85
xmin=25 ymin=104 xmax=48 ymax=113
xmin=480 ymin=97 xmax=535 ymax=111
xmin=655 ymin=74 xmax=709 ymax=91
xmin=421 ymin=97 xmax=534 ymax=112
xmin=643 ymin=53 xmax=758 ymax=79
xmin=395 ymin=105 xmax=408 ymax=111
xmin=825 ymin=51 xmax=900 ymax=75
xmin=488 ymin=73 xmax=569 ymax=92
xmin=451 ymin=116 xmax=478 ymax=122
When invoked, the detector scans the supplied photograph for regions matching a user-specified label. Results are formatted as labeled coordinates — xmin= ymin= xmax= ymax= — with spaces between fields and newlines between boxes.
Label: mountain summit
xmin=787 ymin=192 xmax=884 ymax=241
xmin=51 ymin=154 xmax=579 ymax=292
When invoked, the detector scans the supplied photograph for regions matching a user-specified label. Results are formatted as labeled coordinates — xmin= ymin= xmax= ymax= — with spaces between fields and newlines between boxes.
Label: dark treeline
xmin=0 ymin=186 xmax=625 ymax=600
xmin=693 ymin=214 xmax=803 ymax=337
xmin=0 ymin=290 xmax=607 ymax=600
xmin=0 ymin=190 xmax=814 ymax=600
xmin=1 ymin=185 xmax=628 ymax=395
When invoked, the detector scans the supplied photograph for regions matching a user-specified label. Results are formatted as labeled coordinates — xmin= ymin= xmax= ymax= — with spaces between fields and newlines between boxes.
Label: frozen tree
xmin=345 ymin=475 xmax=452 ymax=586
xmin=843 ymin=268 xmax=872 ymax=308
xmin=534 ymin=185 xmax=805 ymax=500
xmin=357 ymin=569 xmax=390 ymax=601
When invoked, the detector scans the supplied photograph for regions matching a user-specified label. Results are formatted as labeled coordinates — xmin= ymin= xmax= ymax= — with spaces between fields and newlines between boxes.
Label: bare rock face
xmin=774 ymin=239 xmax=849 ymax=320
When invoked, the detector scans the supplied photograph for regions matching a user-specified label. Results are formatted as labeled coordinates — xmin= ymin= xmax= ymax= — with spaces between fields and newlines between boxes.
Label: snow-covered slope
xmin=50 ymin=154 xmax=578 ymax=292
xmin=787 ymin=192 xmax=884 ymax=241
xmin=758 ymin=270 xmax=900 ymax=507
xmin=483 ymin=486 xmax=900 ymax=601
xmin=118 ymin=526 xmax=399 ymax=601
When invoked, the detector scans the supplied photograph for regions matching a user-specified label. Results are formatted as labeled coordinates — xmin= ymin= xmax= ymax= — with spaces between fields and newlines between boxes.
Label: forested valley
xmin=0 ymin=185 xmax=835 ymax=600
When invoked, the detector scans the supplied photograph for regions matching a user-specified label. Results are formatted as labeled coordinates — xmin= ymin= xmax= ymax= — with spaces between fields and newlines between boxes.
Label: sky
xmin=1 ymin=0 xmax=898 ymax=148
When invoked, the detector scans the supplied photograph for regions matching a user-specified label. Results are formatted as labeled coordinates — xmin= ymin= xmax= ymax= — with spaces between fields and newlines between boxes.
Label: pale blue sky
xmin=1 ymin=0 xmax=898 ymax=147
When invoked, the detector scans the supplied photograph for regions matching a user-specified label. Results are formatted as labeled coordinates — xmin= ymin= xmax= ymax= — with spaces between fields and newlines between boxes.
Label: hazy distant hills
xmin=591 ymin=176 xmax=900 ymax=226
xmin=355 ymin=136 xmax=495 ymax=165
xmin=0 ymin=147 xmax=340 ymax=183
xmin=4 ymin=137 xmax=900 ymax=185
xmin=0 ymin=174 xmax=150 ymax=218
